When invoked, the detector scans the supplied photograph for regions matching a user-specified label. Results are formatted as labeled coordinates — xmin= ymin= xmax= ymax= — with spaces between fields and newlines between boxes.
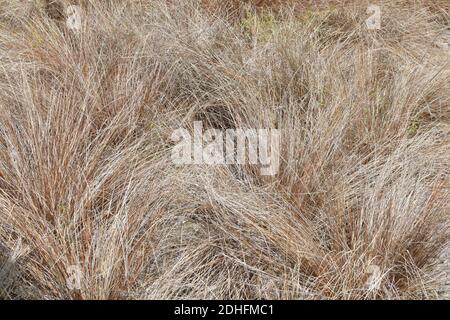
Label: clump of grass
xmin=240 ymin=12 xmax=278 ymax=44
xmin=0 ymin=0 xmax=449 ymax=299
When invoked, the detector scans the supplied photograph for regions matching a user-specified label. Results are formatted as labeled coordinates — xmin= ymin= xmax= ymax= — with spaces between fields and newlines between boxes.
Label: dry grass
xmin=0 ymin=0 xmax=449 ymax=299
